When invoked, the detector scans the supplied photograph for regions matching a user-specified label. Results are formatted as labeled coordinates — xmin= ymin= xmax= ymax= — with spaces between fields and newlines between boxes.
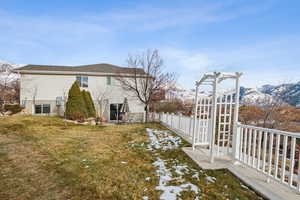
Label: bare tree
xmin=10 ymin=79 xmax=20 ymax=103
xmin=0 ymin=63 xmax=19 ymax=104
xmin=116 ymin=49 xmax=176 ymax=122
xmin=61 ymin=89 xmax=69 ymax=127
xmin=94 ymin=85 xmax=112 ymax=122
xmin=261 ymin=89 xmax=293 ymax=129
xmin=242 ymin=88 xmax=292 ymax=129
xmin=31 ymin=85 xmax=38 ymax=114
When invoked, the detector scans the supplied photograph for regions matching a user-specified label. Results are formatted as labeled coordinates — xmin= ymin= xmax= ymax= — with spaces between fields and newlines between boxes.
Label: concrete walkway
xmin=183 ymin=147 xmax=300 ymax=200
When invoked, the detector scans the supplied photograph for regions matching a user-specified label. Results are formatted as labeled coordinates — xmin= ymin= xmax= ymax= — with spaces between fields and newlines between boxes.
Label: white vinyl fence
xmin=151 ymin=112 xmax=300 ymax=192
xmin=151 ymin=112 xmax=196 ymax=143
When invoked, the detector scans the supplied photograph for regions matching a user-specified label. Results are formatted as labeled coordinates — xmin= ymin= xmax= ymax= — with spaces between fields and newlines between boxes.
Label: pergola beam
xmin=196 ymin=72 xmax=221 ymax=86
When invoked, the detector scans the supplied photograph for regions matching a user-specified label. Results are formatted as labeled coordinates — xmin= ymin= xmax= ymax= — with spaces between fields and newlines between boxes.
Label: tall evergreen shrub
xmin=82 ymin=90 xmax=96 ymax=118
xmin=87 ymin=91 xmax=96 ymax=117
xmin=65 ymin=81 xmax=88 ymax=120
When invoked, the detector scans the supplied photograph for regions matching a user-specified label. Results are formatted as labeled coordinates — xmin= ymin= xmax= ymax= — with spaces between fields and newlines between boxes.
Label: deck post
xmin=210 ymin=73 xmax=219 ymax=163
xmin=167 ymin=113 xmax=169 ymax=125
xmin=232 ymin=73 xmax=242 ymax=160
xmin=179 ymin=113 xmax=182 ymax=130
xmin=233 ymin=123 xmax=241 ymax=160
xmin=192 ymin=84 xmax=199 ymax=150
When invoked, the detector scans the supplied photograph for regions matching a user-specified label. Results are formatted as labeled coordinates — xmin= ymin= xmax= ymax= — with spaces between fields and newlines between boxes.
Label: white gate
xmin=193 ymin=96 xmax=211 ymax=146
xmin=215 ymin=92 xmax=235 ymax=156
xmin=192 ymin=72 xmax=242 ymax=163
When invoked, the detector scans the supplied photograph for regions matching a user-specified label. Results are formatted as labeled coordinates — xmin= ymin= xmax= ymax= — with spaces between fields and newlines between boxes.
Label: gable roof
xmin=15 ymin=63 xmax=146 ymax=75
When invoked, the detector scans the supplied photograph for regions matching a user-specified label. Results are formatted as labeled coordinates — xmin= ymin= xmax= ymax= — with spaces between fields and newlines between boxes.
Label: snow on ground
xmin=146 ymin=128 xmax=201 ymax=200
xmin=146 ymin=128 xmax=182 ymax=151
xmin=205 ymin=176 xmax=216 ymax=183
xmin=153 ymin=158 xmax=200 ymax=200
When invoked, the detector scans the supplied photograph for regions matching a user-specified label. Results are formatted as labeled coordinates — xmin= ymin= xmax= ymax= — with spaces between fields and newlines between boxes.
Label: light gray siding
xmin=20 ymin=73 xmax=145 ymax=121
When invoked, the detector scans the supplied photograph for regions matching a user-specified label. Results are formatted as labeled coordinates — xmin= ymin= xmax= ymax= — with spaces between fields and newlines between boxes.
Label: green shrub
xmin=82 ymin=90 xmax=96 ymax=118
xmin=65 ymin=81 xmax=88 ymax=120
xmin=4 ymin=104 xmax=23 ymax=114
xmin=87 ymin=91 xmax=96 ymax=117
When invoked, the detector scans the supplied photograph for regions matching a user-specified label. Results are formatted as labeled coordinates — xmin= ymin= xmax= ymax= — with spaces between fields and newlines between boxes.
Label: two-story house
xmin=15 ymin=63 xmax=146 ymax=121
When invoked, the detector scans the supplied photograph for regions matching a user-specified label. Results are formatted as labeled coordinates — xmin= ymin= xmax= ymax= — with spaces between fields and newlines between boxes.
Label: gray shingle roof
xmin=15 ymin=63 xmax=146 ymax=75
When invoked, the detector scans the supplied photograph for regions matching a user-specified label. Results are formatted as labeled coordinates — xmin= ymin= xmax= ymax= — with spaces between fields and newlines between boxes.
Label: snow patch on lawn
xmin=146 ymin=128 xmax=182 ymax=151
xmin=205 ymin=176 xmax=216 ymax=183
xmin=154 ymin=158 xmax=200 ymax=200
xmin=173 ymin=164 xmax=189 ymax=175
xmin=192 ymin=172 xmax=200 ymax=180
xmin=147 ymin=128 xmax=200 ymax=200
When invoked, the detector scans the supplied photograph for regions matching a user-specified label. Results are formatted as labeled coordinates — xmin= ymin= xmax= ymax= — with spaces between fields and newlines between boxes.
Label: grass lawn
xmin=0 ymin=115 xmax=263 ymax=200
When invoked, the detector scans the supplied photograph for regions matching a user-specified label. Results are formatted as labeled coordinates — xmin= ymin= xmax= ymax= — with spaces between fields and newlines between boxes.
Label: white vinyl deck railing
xmin=150 ymin=112 xmax=300 ymax=192
xmin=235 ymin=123 xmax=300 ymax=192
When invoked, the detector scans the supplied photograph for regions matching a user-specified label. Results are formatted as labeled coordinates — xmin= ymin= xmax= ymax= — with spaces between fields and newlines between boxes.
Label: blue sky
xmin=0 ymin=0 xmax=300 ymax=88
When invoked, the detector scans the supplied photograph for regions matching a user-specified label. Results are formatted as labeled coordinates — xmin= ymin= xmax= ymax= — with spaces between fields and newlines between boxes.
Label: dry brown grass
xmin=0 ymin=115 xmax=159 ymax=200
xmin=0 ymin=115 xmax=263 ymax=200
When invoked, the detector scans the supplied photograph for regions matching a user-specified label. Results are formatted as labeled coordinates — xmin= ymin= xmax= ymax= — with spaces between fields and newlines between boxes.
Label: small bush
xmin=4 ymin=104 xmax=22 ymax=114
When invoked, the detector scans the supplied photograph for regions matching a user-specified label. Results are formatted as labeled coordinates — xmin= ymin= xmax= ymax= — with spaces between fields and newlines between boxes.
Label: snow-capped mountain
xmin=239 ymin=82 xmax=300 ymax=106
xmin=240 ymin=87 xmax=274 ymax=105
xmin=0 ymin=60 xmax=24 ymax=69
xmin=167 ymin=81 xmax=300 ymax=107
xmin=0 ymin=61 xmax=24 ymax=82
xmin=165 ymin=83 xmax=195 ymax=102
xmin=260 ymin=82 xmax=300 ymax=107
xmin=165 ymin=84 xmax=276 ymax=105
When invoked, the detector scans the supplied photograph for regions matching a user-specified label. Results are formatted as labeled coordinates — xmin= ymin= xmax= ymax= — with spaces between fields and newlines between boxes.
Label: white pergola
xmin=157 ymin=72 xmax=300 ymax=196
xmin=192 ymin=72 xmax=243 ymax=163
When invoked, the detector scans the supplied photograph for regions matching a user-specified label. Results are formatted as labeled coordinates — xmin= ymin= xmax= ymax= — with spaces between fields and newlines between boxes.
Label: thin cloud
xmin=0 ymin=0 xmax=273 ymax=42
xmin=84 ymin=1 xmax=273 ymax=31
xmin=162 ymin=48 xmax=217 ymax=72
xmin=161 ymin=34 xmax=300 ymax=88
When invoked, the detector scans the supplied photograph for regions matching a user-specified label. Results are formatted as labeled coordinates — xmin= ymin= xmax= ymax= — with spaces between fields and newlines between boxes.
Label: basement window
xmin=76 ymin=76 xmax=88 ymax=87
xmin=35 ymin=104 xmax=50 ymax=114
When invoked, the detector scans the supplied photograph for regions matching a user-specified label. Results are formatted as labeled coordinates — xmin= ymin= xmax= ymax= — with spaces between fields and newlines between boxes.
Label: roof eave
xmin=14 ymin=69 xmax=149 ymax=77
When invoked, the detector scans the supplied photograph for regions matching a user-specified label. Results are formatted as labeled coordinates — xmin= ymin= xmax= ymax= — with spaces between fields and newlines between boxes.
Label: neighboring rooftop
xmin=15 ymin=63 xmax=146 ymax=75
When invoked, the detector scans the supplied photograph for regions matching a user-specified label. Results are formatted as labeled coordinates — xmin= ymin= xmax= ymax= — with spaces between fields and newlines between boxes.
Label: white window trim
xmin=35 ymin=104 xmax=51 ymax=114
xmin=76 ymin=76 xmax=88 ymax=88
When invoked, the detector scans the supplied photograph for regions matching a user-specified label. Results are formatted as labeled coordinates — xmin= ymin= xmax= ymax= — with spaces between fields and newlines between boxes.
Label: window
xmin=107 ymin=76 xmax=112 ymax=85
xmin=43 ymin=104 xmax=50 ymax=113
xmin=35 ymin=105 xmax=42 ymax=114
xmin=110 ymin=103 xmax=123 ymax=120
xmin=106 ymin=76 xmax=115 ymax=86
xmin=35 ymin=104 xmax=51 ymax=114
xmin=76 ymin=76 xmax=88 ymax=87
